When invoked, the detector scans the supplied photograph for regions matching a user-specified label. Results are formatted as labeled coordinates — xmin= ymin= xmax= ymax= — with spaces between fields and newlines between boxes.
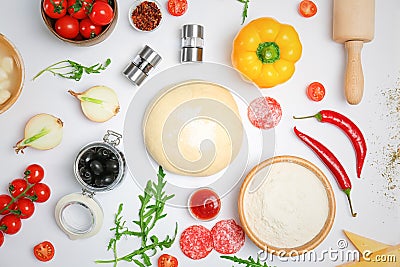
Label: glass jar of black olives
xmin=74 ymin=131 xmax=126 ymax=192
xmin=55 ymin=130 xmax=126 ymax=240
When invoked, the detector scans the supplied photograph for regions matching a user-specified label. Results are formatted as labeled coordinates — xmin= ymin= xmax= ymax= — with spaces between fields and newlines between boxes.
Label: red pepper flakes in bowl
xmin=129 ymin=0 xmax=162 ymax=32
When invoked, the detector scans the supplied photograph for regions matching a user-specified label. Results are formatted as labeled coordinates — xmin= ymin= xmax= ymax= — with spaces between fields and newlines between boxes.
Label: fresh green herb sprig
xmin=95 ymin=166 xmax=178 ymax=267
xmin=237 ymin=0 xmax=250 ymax=24
xmin=221 ymin=255 xmax=273 ymax=267
xmin=33 ymin=58 xmax=111 ymax=81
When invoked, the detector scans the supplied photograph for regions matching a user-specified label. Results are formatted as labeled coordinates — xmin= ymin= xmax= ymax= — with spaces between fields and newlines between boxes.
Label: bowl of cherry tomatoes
xmin=41 ymin=0 xmax=118 ymax=46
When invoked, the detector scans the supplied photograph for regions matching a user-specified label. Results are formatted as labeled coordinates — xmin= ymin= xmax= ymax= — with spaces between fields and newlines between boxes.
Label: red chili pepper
xmin=294 ymin=127 xmax=357 ymax=217
xmin=293 ymin=110 xmax=366 ymax=178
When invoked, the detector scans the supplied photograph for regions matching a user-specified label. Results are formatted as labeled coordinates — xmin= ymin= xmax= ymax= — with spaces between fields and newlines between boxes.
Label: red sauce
xmin=189 ymin=188 xmax=221 ymax=221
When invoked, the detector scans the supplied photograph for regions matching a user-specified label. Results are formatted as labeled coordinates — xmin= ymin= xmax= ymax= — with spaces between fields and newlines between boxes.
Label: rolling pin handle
xmin=344 ymin=40 xmax=364 ymax=105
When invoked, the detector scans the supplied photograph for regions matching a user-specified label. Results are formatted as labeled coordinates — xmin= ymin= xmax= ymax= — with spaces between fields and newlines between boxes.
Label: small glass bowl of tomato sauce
xmin=188 ymin=188 xmax=221 ymax=221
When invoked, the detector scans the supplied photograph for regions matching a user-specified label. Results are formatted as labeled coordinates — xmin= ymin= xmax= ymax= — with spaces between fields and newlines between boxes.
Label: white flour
xmin=243 ymin=161 xmax=329 ymax=248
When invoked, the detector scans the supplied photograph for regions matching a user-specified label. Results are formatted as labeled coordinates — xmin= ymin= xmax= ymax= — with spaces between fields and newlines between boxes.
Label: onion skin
xmin=14 ymin=113 xmax=64 ymax=154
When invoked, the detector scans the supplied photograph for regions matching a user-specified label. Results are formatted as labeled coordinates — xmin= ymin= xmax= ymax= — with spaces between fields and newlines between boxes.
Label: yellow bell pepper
xmin=232 ymin=17 xmax=302 ymax=88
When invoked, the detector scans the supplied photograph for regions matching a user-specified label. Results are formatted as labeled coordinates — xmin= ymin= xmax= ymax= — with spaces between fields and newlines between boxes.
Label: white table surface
xmin=0 ymin=0 xmax=399 ymax=266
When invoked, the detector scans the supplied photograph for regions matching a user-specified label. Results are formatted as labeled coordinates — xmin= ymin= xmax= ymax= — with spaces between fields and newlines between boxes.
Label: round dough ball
xmin=143 ymin=81 xmax=243 ymax=176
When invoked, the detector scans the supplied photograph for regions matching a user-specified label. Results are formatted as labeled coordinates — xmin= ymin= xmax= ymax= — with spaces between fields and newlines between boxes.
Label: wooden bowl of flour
xmin=238 ymin=155 xmax=336 ymax=256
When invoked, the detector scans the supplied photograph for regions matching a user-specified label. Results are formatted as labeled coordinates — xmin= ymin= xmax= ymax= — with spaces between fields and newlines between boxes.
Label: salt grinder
xmin=181 ymin=24 xmax=204 ymax=63
xmin=123 ymin=45 xmax=162 ymax=86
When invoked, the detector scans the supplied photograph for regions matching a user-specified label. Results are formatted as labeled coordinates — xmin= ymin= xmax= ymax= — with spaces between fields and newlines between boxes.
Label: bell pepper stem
xmin=256 ymin=42 xmax=280 ymax=64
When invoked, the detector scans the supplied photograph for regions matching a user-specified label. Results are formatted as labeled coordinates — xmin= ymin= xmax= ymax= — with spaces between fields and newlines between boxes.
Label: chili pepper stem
xmin=344 ymin=189 xmax=357 ymax=217
xmin=293 ymin=113 xmax=322 ymax=121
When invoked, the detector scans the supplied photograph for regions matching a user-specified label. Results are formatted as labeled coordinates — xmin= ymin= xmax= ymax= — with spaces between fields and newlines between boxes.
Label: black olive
xmin=80 ymin=168 xmax=93 ymax=184
xmin=97 ymin=148 xmax=111 ymax=159
xmin=80 ymin=150 xmax=96 ymax=165
xmin=103 ymin=173 xmax=115 ymax=185
xmin=94 ymin=176 xmax=104 ymax=187
xmin=90 ymin=160 xmax=104 ymax=175
xmin=104 ymin=159 xmax=119 ymax=173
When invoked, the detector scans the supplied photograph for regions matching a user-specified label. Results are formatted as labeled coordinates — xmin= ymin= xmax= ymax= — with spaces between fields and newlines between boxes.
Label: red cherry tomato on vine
xmin=167 ymin=0 xmax=188 ymax=16
xmin=67 ymin=0 xmax=93 ymax=19
xmin=80 ymin=18 xmax=103 ymax=39
xmin=88 ymin=1 xmax=114 ymax=26
xmin=299 ymin=0 xmax=317 ymax=18
xmin=34 ymin=241 xmax=55 ymax=262
xmin=307 ymin=82 xmax=326 ymax=102
xmin=158 ymin=254 xmax=178 ymax=267
xmin=24 ymin=164 xmax=45 ymax=184
xmin=14 ymin=198 xmax=35 ymax=219
xmin=55 ymin=15 xmax=80 ymax=39
xmin=0 ymin=194 xmax=14 ymax=215
xmin=0 ymin=231 xmax=4 ymax=247
xmin=0 ymin=214 xmax=22 ymax=235
xmin=43 ymin=0 xmax=68 ymax=19
xmin=9 ymin=179 xmax=28 ymax=198
xmin=27 ymin=183 xmax=51 ymax=203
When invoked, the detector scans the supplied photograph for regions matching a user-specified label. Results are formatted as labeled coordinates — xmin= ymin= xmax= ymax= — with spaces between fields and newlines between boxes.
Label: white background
xmin=0 ymin=0 xmax=399 ymax=266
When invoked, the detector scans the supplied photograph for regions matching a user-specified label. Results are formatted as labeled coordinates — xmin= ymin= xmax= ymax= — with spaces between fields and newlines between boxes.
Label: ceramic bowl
xmin=0 ymin=34 xmax=24 ymax=114
xmin=40 ymin=0 xmax=118 ymax=46
xmin=128 ymin=0 xmax=163 ymax=32
xmin=238 ymin=155 xmax=336 ymax=256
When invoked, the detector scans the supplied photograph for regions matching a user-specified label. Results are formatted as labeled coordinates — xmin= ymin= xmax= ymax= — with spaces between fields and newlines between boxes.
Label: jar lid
xmin=54 ymin=192 xmax=103 ymax=240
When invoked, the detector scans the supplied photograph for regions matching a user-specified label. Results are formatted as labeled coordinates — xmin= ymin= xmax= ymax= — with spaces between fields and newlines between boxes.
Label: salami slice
xmin=179 ymin=225 xmax=213 ymax=260
xmin=211 ymin=219 xmax=245 ymax=254
xmin=247 ymin=96 xmax=282 ymax=129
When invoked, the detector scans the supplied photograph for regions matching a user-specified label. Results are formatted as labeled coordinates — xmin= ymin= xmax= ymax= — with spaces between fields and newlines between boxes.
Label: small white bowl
xmin=128 ymin=0 xmax=163 ymax=32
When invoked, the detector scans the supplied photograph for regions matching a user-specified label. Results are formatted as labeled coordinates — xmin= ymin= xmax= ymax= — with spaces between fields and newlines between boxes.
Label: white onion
xmin=14 ymin=113 xmax=64 ymax=154
xmin=68 ymin=85 xmax=120 ymax=122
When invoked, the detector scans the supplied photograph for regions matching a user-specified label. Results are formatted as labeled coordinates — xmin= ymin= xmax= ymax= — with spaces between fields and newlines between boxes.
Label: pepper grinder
xmin=181 ymin=24 xmax=204 ymax=63
xmin=123 ymin=45 xmax=162 ymax=86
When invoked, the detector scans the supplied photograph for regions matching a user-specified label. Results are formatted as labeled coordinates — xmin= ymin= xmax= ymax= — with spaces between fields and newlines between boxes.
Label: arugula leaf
xmin=95 ymin=166 xmax=178 ymax=266
xmin=33 ymin=58 xmax=111 ymax=81
xmin=237 ymin=0 xmax=250 ymax=24
xmin=221 ymin=255 xmax=274 ymax=267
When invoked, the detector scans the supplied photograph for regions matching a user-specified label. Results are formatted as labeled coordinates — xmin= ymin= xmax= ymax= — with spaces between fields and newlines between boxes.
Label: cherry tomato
xmin=88 ymin=1 xmax=114 ymax=26
xmin=9 ymin=179 xmax=28 ymax=198
xmin=299 ymin=0 xmax=317 ymax=18
xmin=167 ymin=0 xmax=188 ymax=16
xmin=67 ymin=0 xmax=93 ymax=19
xmin=307 ymin=82 xmax=326 ymax=101
xmin=43 ymin=0 xmax=68 ymax=19
xmin=79 ymin=18 xmax=103 ymax=39
xmin=158 ymin=254 xmax=178 ymax=267
xmin=0 ymin=194 xmax=14 ymax=215
xmin=34 ymin=241 xmax=55 ymax=262
xmin=0 ymin=231 xmax=4 ymax=247
xmin=27 ymin=183 xmax=51 ymax=203
xmin=14 ymin=198 xmax=35 ymax=219
xmin=0 ymin=214 xmax=22 ymax=235
xmin=55 ymin=15 xmax=80 ymax=39
xmin=24 ymin=164 xmax=45 ymax=184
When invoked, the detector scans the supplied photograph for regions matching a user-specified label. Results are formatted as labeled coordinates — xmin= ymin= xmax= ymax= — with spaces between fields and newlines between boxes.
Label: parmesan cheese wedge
xmin=343 ymin=230 xmax=392 ymax=254
xmin=337 ymin=244 xmax=400 ymax=266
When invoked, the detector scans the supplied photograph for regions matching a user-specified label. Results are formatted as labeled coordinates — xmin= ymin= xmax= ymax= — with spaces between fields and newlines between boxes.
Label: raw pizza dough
xmin=143 ymin=81 xmax=243 ymax=176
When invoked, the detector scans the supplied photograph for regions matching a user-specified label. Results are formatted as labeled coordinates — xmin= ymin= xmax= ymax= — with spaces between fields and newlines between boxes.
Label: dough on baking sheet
xmin=143 ymin=81 xmax=243 ymax=177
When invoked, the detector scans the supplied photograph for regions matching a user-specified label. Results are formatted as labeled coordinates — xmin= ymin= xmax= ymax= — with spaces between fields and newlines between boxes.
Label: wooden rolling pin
xmin=333 ymin=0 xmax=375 ymax=105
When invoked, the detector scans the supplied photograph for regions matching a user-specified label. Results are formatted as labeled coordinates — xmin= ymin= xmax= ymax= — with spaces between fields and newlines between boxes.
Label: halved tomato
xmin=299 ymin=0 xmax=317 ymax=18
xmin=167 ymin=0 xmax=188 ymax=16
xmin=34 ymin=241 xmax=55 ymax=262
xmin=158 ymin=254 xmax=178 ymax=267
xmin=307 ymin=82 xmax=325 ymax=101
